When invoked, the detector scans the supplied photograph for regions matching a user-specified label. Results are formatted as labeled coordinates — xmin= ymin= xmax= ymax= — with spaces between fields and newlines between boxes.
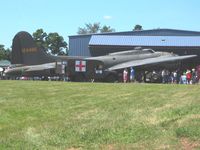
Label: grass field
xmin=0 ymin=80 xmax=200 ymax=149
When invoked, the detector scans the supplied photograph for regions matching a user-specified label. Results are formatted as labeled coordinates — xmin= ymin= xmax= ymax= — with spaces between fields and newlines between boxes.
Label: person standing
xmin=130 ymin=67 xmax=135 ymax=82
xmin=191 ymin=68 xmax=197 ymax=84
xmin=172 ymin=71 xmax=177 ymax=83
xmin=196 ymin=65 xmax=200 ymax=83
xmin=123 ymin=68 xmax=128 ymax=83
xmin=186 ymin=70 xmax=192 ymax=84
xmin=161 ymin=69 xmax=165 ymax=83
xmin=180 ymin=72 xmax=187 ymax=84
xmin=162 ymin=69 xmax=168 ymax=83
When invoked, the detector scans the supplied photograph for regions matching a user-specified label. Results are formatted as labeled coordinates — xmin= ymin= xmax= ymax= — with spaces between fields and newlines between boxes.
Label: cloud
xmin=103 ymin=15 xmax=112 ymax=20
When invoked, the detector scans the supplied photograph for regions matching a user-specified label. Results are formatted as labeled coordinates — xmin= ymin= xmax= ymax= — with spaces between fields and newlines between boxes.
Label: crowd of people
xmin=161 ymin=68 xmax=200 ymax=84
xmin=122 ymin=65 xmax=200 ymax=84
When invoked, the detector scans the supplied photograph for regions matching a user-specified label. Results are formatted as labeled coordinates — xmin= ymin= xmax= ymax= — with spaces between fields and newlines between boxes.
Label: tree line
xmin=77 ymin=23 xmax=143 ymax=34
xmin=0 ymin=45 xmax=11 ymax=60
xmin=77 ymin=22 xmax=115 ymax=34
xmin=32 ymin=29 xmax=68 ymax=55
xmin=0 ymin=24 xmax=143 ymax=61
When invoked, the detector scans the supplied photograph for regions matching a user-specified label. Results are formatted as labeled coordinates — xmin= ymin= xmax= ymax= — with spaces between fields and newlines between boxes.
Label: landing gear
xmin=104 ymin=73 xmax=118 ymax=83
xmin=144 ymin=71 xmax=162 ymax=83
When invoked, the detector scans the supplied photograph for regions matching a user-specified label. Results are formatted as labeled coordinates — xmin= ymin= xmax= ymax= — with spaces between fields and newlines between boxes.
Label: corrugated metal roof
xmin=69 ymin=28 xmax=200 ymax=38
xmin=89 ymin=35 xmax=200 ymax=47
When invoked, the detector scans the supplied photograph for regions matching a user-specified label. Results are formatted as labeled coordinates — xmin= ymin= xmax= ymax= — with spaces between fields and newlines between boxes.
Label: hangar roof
xmin=69 ymin=28 xmax=200 ymax=38
xmin=89 ymin=35 xmax=200 ymax=47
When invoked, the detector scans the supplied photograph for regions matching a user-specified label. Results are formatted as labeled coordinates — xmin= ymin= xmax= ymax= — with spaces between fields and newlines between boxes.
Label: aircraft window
xmin=113 ymin=57 xmax=116 ymax=60
xmin=149 ymin=50 xmax=154 ymax=53
xmin=143 ymin=49 xmax=155 ymax=53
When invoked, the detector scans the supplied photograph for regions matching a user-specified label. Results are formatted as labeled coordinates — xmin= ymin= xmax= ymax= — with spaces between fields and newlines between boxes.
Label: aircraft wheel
xmin=151 ymin=73 xmax=161 ymax=83
xmin=104 ymin=74 xmax=118 ymax=83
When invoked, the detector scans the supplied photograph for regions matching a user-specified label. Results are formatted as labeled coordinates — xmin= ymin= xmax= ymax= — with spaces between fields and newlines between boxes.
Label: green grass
xmin=0 ymin=80 xmax=200 ymax=149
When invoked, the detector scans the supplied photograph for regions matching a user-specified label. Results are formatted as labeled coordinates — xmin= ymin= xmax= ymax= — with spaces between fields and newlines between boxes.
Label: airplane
xmin=4 ymin=31 xmax=197 ymax=82
xmin=4 ymin=31 xmax=102 ymax=81
xmin=86 ymin=48 xmax=197 ymax=82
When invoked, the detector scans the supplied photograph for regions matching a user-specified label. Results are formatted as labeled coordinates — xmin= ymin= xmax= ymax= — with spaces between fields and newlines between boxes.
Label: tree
xmin=78 ymin=22 xmax=115 ymax=34
xmin=78 ymin=22 xmax=101 ymax=34
xmin=100 ymin=25 xmax=115 ymax=33
xmin=77 ymin=27 xmax=88 ymax=35
xmin=133 ymin=24 xmax=143 ymax=31
xmin=86 ymin=22 xmax=101 ymax=33
xmin=33 ymin=29 xmax=68 ymax=55
xmin=0 ymin=45 xmax=4 ymax=60
xmin=32 ymin=29 xmax=48 ymax=52
xmin=4 ymin=48 xmax=11 ymax=60
xmin=0 ymin=45 xmax=11 ymax=60
xmin=46 ymin=33 xmax=68 ymax=55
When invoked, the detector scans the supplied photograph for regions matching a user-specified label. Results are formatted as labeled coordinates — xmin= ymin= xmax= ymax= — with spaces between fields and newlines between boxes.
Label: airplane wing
xmin=25 ymin=62 xmax=56 ymax=72
xmin=107 ymin=55 xmax=197 ymax=71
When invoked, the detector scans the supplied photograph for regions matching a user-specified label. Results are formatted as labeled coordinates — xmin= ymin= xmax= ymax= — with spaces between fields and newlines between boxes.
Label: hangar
xmin=68 ymin=29 xmax=200 ymax=57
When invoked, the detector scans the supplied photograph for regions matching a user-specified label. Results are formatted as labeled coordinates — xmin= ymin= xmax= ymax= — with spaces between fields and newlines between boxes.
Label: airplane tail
xmin=12 ymin=31 xmax=56 ymax=65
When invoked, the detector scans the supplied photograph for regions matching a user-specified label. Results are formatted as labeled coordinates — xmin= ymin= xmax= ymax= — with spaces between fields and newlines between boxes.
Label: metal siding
xmin=69 ymin=36 xmax=91 ymax=56
xmin=89 ymin=35 xmax=200 ymax=47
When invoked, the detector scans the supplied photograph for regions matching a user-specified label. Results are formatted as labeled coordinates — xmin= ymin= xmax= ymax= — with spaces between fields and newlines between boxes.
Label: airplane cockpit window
xmin=108 ymin=49 xmax=155 ymax=55
xmin=143 ymin=49 xmax=155 ymax=53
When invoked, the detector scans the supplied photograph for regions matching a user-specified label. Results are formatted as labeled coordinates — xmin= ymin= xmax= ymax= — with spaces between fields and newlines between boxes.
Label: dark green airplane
xmin=4 ymin=31 xmax=196 ymax=82
xmin=5 ymin=31 xmax=102 ymax=81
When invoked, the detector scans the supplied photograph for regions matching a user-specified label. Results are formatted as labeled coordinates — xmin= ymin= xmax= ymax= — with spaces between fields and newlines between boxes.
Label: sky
xmin=1 ymin=0 xmax=200 ymax=48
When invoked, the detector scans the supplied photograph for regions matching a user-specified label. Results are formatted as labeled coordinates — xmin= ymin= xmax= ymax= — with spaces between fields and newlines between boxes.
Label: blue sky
xmin=1 ymin=0 xmax=200 ymax=48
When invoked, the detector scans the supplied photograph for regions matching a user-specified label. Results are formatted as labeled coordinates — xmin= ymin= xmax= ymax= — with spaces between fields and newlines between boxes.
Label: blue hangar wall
xmin=68 ymin=29 xmax=200 ymax=57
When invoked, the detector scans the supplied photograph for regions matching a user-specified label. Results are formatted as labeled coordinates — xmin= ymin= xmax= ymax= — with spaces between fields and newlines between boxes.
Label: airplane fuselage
xmin=87 ymin=50 xmax=173 ymax=69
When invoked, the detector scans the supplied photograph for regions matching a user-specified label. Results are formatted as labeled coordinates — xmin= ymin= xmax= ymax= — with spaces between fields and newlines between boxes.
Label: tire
xmin=104 ymin=74 xmax=118 ymax=83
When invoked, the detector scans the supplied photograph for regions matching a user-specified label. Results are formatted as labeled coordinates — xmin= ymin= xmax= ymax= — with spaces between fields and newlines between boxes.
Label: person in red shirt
xmin=186 ymin=70 xmax=192 ymax=84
